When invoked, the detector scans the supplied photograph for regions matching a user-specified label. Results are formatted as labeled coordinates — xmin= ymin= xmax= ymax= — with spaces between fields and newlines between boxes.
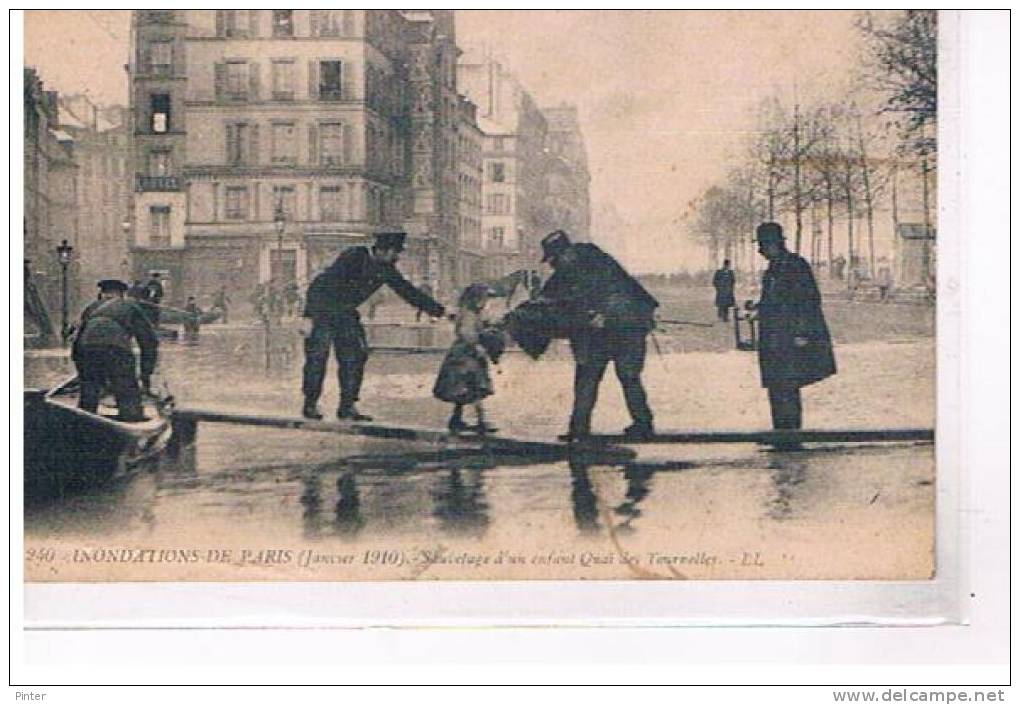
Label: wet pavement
xmin=24 ymin=311 xmax=935 ymax=581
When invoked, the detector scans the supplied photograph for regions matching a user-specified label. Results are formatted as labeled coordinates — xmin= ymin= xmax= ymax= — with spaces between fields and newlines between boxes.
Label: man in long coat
xmin=754 ymin=222 xmax=837 ymax=442
xmin=712 ymin=259 xmax=736 ymax=321
xmin=535 ymin=230 xmax=659 ymax=441
xmin=301 ymin=231 xmax=446 ymax=421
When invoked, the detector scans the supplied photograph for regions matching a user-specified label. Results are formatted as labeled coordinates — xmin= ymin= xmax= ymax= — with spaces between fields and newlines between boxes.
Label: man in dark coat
xmin=754 ymin=223 xmax=837 ymax=444
xmin=300 ymin=231 xmax=447 ymax=421
xmin=712 ymin=259 xmax=736 ymax=321
xmin=536 ymin=230 xmax=659 ymax=441
xmin=72 ymin=279 xmax=159 ymax=422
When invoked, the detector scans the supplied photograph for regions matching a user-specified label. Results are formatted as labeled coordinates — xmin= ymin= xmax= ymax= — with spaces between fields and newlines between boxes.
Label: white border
xmin=9 ymin=9 xmax=1010 ymax=682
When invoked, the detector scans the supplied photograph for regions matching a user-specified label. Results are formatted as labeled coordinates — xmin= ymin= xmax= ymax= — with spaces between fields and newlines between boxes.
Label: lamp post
xmin=55 ymin=239 xmax=74 ymax=344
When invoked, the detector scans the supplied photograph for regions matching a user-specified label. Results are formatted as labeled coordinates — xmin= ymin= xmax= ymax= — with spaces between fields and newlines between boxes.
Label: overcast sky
xmin=24 ymin=10 xmax=874 ymax=273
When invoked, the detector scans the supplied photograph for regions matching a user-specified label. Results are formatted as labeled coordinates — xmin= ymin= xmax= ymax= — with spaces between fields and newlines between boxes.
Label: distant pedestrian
xmin=434 ymin=283 xmax=499 ymax=434
xmin=143 ymin=271 xmax=165 ymax=327
xmin=753 ymin=223 xmax=837 ymax=448
xmin=182 ymin=296 xmax=202 ymax=344
xmin=877 ymin=267 xmax=893 ymax=303
xmin=212 ymin=286 xmax=231 ymax=323
xmin=712 ymin=259 xmax=736 ymax=322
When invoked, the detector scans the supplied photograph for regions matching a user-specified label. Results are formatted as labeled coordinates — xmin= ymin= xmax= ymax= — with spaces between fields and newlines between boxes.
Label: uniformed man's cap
xmin=373 ymin=231 xmax=407 ymax=252
xmin=541 ymin=230 xmax=572 ymax=262
xmin=755 ymin=222 xmax=785 ymax=244
xmin=97 ymin=279 xmax=129 ymax=293
xmin=148 ymin=270 xmax=162 ymax=277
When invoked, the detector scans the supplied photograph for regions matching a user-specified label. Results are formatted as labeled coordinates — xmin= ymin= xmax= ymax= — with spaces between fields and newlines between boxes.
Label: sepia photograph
xmin=22 ymin=9 xmax=941 ymax=584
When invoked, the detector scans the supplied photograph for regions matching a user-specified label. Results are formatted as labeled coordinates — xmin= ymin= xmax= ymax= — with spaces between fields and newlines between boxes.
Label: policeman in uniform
xmin=754 ymin=222 xmax=837 ymax=445
xmin=301 ymin=231 xmax=447 ymax=421
xmin=72 ymin=279 xmax=159 ymax=422
xmin=537 ymin=230 xmax=659 ymax=441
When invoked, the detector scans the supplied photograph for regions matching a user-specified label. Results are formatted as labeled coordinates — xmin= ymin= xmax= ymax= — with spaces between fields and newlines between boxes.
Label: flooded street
xmin=24 ymin=302 xmax=935 ymax=581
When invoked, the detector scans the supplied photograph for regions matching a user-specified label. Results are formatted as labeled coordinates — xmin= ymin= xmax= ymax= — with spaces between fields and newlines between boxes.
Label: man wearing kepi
xmin=300 ymin=231 xmax=446 ymax=421
xmin=537 ymin=229 xmax=659 ymax=441
xmin=754 ymin=222 xmax=836 ymax=445
xmin=72 ymin=279 xmax=158 ymax=422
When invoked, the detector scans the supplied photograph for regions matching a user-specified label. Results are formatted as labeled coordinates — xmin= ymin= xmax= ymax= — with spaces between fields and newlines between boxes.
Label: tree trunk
xmin=825 ymin=177 xmax=835 ymax=277
xmin=793 ymin=103 xmax=803 ymax=253
xmin=857 ymin=115 xmax=876 ymax=279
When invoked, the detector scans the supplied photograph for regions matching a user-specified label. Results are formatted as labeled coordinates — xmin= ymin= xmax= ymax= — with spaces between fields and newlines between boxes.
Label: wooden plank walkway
xmin=170 ymin=406 xmax=933 ymax=453
xmin=169 ymin=407 xmax=604 ymax=459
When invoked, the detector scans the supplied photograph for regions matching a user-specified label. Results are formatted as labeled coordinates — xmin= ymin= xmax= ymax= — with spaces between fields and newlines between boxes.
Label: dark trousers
xmin=569 ymin=328 xmax=653 ymax=435
xmin=302 ymin=315 xmax=368 ymax=411
xmin=717 ymin=304 xmax=731 ymax=322
xmin=76 ymin=346 xmax=145 ymax=421
xmin=767 ymin=385 xmax=803 ymax=430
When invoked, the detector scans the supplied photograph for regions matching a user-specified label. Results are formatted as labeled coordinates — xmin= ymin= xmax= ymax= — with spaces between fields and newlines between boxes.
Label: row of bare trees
xmin=689 ymin=10 xmax=937 ymax=282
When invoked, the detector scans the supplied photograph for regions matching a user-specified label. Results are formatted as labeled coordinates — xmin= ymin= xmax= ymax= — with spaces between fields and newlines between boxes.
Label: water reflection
xmin=612 ymin=464 xmax=656 ymax=534
xmin=334 ymin=469 xmax=364 ymax=537
xmin=568 ymin=460 xmax=600 ymax=533
xmin=765 ymin=453 xmax=808 ymax=520
xmin=430 ymin=469 xmax=489 ymax=538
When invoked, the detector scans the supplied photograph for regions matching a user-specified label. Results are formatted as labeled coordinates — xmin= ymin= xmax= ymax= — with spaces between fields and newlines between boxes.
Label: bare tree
xmin=857 ymin=10 xmax=937 ymax=158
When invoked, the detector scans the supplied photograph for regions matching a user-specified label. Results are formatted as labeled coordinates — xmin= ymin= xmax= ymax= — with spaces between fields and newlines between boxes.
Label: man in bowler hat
xmin=753 ymin=222 xmax=836 ymax=446
xmin=300 ymin=231 xmax=447 ymax=421
xmin=72 ymin=279 xmax=159 ymax=421
xmin=537 ymin=229 xmax=659 ymax=441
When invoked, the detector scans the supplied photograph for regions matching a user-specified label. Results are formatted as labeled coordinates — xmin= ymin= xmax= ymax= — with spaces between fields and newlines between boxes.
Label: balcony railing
xmin=137 ymin=175 xmax=180 ymax=192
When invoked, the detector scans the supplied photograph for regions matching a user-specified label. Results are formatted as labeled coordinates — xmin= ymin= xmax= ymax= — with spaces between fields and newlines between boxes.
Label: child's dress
xmin=433 ymin=308 xmax=494 ymax=404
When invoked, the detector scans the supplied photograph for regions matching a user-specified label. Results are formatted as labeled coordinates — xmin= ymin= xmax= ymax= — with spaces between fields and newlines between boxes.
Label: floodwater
xmin=24 ymin=318 xmax=935 ymax=581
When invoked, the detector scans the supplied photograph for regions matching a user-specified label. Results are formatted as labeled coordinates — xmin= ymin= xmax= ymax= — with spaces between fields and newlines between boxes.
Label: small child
xmin=433 ymin=283 xmax=497 ymax=434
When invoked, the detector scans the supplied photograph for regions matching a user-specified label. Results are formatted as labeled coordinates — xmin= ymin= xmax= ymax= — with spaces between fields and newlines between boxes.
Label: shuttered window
xmin=225 ymin=187 xmax=249 ymax=220
xmin=319 ymin=123 xmax=343 ymax=165
xmin=271 ymin=123 xmax=296 ymax=164
xmin=319 ymin=186 xmax=344 ymax=221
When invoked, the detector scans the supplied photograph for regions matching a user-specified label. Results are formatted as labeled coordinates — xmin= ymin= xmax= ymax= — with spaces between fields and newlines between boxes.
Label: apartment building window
xmin=225 ymin=187 xmax=249 ymax=220
xmin=319 ymin=123 xmax=344 ymax=165
xmin=226 ymin=61 xmax=249 ymax=101
xmin=273 ymin=186 xmax=296 ymax=219
xmin=319 ymin=60 xmax=343 ymax=101
xmin=272 ymin=10 xmax=294 ymax=37
xmin=493 ymin=137 xmax=505 ymax=151
xmin=150 ymin=93 xmax=170 ymax=133
xmin=310 ymin=10 xmax=345 ymax=37
xmin=486 ymin=193 xmax=509 ymax=215
xmin=149 ymin=41 xmax=172 ymax=76
xmin=220 ymin=10 xmax=251 ymax=38
xmin=150 ymin=206 xmax=171 ymax=246
xmin=226 ymin=123 xmax=257 ymax=165
xmin=319 ymin=186 xmax=344 ymax=221
xmin=489 ymin=162 xmax=506 ymax=183
xmin=271 ymin=122 xmax=296 ymax=164
xmin=489 ymin=227 xmax=505 ymax=248
xmin=148 ymin=150 xmax=171 ymax=176
xmin=271 ymin=60 xmax=294 ymax=100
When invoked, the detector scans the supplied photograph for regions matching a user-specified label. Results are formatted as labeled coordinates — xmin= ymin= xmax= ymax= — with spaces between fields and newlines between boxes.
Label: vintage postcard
xmin=22 ymin=10 xmax=940 ymax=585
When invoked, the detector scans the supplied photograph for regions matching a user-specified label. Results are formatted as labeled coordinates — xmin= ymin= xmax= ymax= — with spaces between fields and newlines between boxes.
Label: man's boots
xmin=302 ymin=399 xmax=323 ymax=420
xmin=338 ymin=405 xmax=372 ymax=422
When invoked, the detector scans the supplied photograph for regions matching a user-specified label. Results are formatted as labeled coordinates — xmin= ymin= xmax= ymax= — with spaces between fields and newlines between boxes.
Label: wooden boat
xmin=24 ymin=376 xmax=173 ymax=498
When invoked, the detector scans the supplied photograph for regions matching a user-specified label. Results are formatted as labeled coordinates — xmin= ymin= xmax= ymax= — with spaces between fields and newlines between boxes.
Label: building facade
xmin=456 ymin=95 xmax=485 ymax=286
xmin=24 ymin=68 xmax=80 ymax=333
xmin=58 ymin=96 xmax=130 ymax=301
xmin=127 ymin=10 xmax=434 ymax=309
xmin=542 ymin=103 xmax=591 ymax=241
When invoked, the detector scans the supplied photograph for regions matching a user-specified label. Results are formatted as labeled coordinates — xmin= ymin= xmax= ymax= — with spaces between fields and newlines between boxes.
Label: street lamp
xmin=55 ymin=239 xmax=74 ymax=344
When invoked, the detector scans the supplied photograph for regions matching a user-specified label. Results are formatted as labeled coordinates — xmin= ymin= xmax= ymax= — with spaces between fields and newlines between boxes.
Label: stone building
xmin=458 ymin=49 xmax=553 ymax=275
xmin=456 ymin=95 xmax=485 ymax=286
xmin=57 ymin=96 xmax=130 ymax=301
xmin=127 ymin=9 xmax=462 ymax=310
xmin=542 ymin=103 xmax=591 ymax=241
xmin=24 ymin=67 xmax=80 ymax=334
